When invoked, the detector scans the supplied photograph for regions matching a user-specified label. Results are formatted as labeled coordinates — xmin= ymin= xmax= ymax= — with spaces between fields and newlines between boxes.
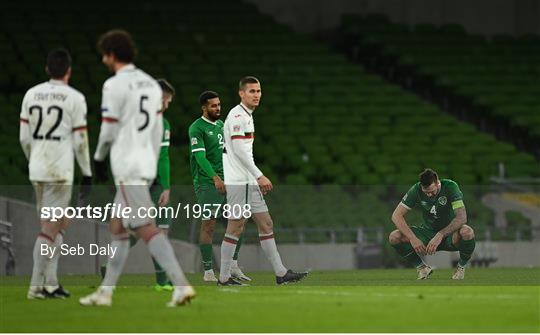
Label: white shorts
xmin=225 ymin=184 xmax=268 ymax=219
xmin=32 ymin=182 xmax=72 ymax=219
xmin=113 ymin=179 xmax=154 ymax=229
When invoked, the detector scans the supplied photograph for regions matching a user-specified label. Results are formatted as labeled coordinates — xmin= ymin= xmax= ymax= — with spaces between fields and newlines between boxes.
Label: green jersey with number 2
xmin=188 ymin=117 xmax=224 ymax=188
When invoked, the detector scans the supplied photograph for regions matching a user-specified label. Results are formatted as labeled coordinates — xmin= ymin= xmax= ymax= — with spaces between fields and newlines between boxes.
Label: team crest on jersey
xmin=191 ymin=137 xmax=198 ymax=145
xmin=438 ymin=196 xmax=447 ymax=205
xmin=208 ymin=131 xmax=213 ymax=135
xmin=233 ymin=125 xmax=241 ymax=132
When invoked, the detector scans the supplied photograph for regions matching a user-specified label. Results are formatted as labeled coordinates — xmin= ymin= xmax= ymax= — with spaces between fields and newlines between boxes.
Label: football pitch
xmin=1 ymin=268 xmax=539 ymax=333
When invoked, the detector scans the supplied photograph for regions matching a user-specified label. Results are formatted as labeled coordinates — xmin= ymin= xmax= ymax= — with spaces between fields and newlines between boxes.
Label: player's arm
xmin=426 ymin=182 xmax=467 ymax=254
xmin=72 ymin=95 xmax=92 ymax=178
xmin=392 ymin=187 xmax=426 ymax=255
xmin=157 ymin=119 xmax=170 ymax=206
xmin=227 ymin=117 xmax=271 ymax=192
xmin=94 ymin=82 xmax=120 ymax=162
xmin=19 ymin=93 xmax=31 ymax=160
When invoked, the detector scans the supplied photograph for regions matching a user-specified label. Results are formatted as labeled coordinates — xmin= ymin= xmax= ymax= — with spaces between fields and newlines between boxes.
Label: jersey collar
xmin=239 ymin=102 xmax=254 ymax=114
xmin=49 ymin=79 xmax=66 ymax=86
xmin=201 ymin=116 xmax=217 ymax=125
xmin=117 ymin=64 xmax=136 ymax=73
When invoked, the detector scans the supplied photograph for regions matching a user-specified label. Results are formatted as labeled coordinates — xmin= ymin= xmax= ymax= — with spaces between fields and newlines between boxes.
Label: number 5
xmin=138 ymin=95 xmax=149 ymax=131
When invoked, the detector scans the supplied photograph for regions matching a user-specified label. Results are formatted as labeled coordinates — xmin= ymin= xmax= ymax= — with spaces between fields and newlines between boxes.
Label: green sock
xmin=199 ymin=244 xmax=213 ymax=271
xmin=457 ymin=238 xmax=475 ymax=267
xmin=152 ymin=257 xmax=168 ymax=286
xmin=233 ymin=235 xmax=243 ymax=261
xmin=392 ymin=242 xmax=424 ymax=268
xmin=129 ymin=235 xmax=138 ymax=248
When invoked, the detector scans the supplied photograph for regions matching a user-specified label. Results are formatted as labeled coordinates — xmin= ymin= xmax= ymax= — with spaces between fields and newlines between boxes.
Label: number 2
xmin=28 ymin=105 xmax=63 ymax=141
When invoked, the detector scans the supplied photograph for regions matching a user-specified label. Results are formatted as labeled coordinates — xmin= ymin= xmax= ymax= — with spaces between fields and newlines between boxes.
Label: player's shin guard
xmin=147 ymin=233 xmax=189 ymax=287
xmin=259 ymin=233 xmax=287 ymax=277
xmin=44 ymin=232 xmax=63 ymax=289
xmin=30 ymin=233 xmax=54 ymax=288
xmin=457 ymin=238 xmax=475 ymax=267
xmin=100 ymin=236 xmax=130 ymax=290
xmin=391 ymin=243 xmax=424 ymax=268
xmin=219 ymin=234 xmax=238 ymax=282
xmin=199 ymin=244 xmax=213 ymax=271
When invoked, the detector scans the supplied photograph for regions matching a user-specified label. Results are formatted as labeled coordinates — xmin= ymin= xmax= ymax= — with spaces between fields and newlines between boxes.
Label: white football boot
xmin=167 ymin=286 xmax=196 ymax=307
xmin=417 ymin=265 xmax=433 ymax=280
xmin=452 ymin=265 xmax=466 ymax=280
xmin=231 ymin=266 xmax=252 ymax=281
xmin=79 ymin=287 xmax=113 ymax=306
xmin=27 ymin=286 xmax=46 ymax=299
xmin=203 ymin=269 xmax=218 ymax=282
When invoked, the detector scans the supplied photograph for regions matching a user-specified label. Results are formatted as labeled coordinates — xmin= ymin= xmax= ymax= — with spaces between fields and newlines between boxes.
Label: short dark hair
xmin=239 ymin=76 xmax=259 ymax=90
xmin=46 ymin=48 xmax=72 ymax=79
xmin=157 ymin=78 xmax=175 ymax=96
xmin=199 ymin=91 xmax=219 ymax=105
xmin=419 ymin=168 xmax=438 ymax=187
xmin=97 ymin=29 xmax=137 ymax=63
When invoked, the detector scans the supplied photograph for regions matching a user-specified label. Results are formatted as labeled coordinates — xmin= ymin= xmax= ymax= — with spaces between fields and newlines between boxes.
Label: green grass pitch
xmin=1 ymin=268 xmax=539 ymax=332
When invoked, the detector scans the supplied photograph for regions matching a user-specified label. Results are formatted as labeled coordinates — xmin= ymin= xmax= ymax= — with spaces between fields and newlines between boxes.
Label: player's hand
xmin=77 ymin=176 xmax=93 ymax=205
xmin=410 ymin=237 xmax=427 ymax=255
xmin=426 ymin=232 xmax=443 ymax=255
xmin=213 ymin=176 xmax=226 ymax=194
xmin=94 ymin=159 xmax=109 ymax=183
xmin=257 ymin=175 xmax=273 ymax=195
xmin=158 ymin=189 xmax=170 ymax=206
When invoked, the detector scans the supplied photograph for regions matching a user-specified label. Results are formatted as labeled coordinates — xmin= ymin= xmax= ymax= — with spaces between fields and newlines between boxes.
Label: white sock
xmin=147 ymin=233 xmax=189 ymax=287
xmin=259 ymin=233 xmax=287 ymax=277
xmin=30 ymin=234 xmax=53 ymax=288
xmin=219 ymin=234 xmax=238 ymax=282
xmin=231 ymin=259 xmax=238 ymax=269
xmin=100 ymin=237 xmax=130 ymax=289
xmin=44 ymin=232 xmax=63 ymax=289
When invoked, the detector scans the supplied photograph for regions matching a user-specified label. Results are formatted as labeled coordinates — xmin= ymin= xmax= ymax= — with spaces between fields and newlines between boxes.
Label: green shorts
xmin=195 ymin=184 xmax=226 ymax=220
xmin=150 ymin=183 xmax=172 ymax=229
xmin=411 ymin=226 xmax=458 ymax=252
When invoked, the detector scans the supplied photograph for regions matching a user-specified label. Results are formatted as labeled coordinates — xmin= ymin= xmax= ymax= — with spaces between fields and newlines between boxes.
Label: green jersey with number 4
xmin=188 ymin=117 xmax=224 ymax=188
xmin=400 ymin=179 xmax=465 ymax=231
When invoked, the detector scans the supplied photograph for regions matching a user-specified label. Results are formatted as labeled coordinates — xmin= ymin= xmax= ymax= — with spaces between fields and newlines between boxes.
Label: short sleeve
xmin=20 ymin=91 xmax=30 ymax=121
xmin=162 ymin=119 xmax=170 ymax=147
xmin=100 ymin=80 xmax=121 ymax=121
xmin=228 ymin=112 xmax=246 ymax=138
xmin=447 ymin=180 xmax=464 ymax=209
xmin=189 ymin=125 xmax=205 ymax=153
xmin=72 ymin=93 xmax=87 ymax=130
xmin=401 ymin=184 xmax=419 ymax=209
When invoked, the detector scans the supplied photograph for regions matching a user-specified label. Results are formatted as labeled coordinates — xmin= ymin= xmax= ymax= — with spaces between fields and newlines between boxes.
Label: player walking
xmin=20 ymin=49 xmax=92 ymax=299
xmin=218 ymin=76 xmax=308 ymax=286
xmin=79 ymin=30 xmax=194 ymax=306
xmin=189 ymin=91 xmax=250 ymax=282
xmin=389 ymin=168 xmax=476 ymax=280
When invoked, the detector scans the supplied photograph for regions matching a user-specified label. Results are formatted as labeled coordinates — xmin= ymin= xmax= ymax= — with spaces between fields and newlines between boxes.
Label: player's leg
xmin=80 ymin=216 xmax=130 ymax=306
xmin=218 ymin=218 xmax=246 ymax=284
xmin=28 ymin=183 xmax=65 ymax=299
xmin=199 ymin=218 xmax=217 ymax=281
xmin=388 ymin=228 xmax=432 ymax=279
xmin=43 ymin=215 xmax=71 ymax=298
xmin=451 ymin=225 xmax=475 ymax=279
xmin=149 ymin=183 xmax=172 ymax=289
xmin=230 ymin=224 xmax=250 ymax=281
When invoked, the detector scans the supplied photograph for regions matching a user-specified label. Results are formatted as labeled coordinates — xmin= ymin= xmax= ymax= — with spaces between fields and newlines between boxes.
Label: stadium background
xmin=0 ymin=0 xmax=539 ymax=274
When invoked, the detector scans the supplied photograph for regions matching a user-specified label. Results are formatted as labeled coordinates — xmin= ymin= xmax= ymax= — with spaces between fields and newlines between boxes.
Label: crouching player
xmin=389 ymin=168 xmax=475 ymax=280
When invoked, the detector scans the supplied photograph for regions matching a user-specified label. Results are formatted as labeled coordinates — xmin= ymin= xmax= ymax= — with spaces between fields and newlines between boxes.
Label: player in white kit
xmin=218 ymin=76 xmax=308 ymax=285
xmin=79 ymin=30 xmax=194 ymax=307
xmin=20 ymin=49 xmax=92 ymax=299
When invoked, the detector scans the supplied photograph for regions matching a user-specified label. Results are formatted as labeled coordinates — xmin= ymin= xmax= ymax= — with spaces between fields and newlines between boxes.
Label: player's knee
xmin=388 ymin=230 xmax=402 ymax=245
xmin=138 ymin=224 xmax=161 ymax=243
xmin=459 ymin=225 xmax=474 ymax=240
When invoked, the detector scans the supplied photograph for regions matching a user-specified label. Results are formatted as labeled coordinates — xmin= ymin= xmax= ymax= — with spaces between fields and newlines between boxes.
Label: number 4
xmin=430 ymin=205 xmax=438 ymax=217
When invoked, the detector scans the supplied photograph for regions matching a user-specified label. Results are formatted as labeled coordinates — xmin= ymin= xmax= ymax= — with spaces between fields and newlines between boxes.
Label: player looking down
xmin=389 ymin=168 xmax=476 ymax=280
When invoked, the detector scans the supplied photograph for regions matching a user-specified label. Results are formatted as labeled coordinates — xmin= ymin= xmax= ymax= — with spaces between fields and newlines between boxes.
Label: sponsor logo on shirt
xmin=208 ymin=131 xmax=213 ymax=135
xmin=438 ymin=196 xmax=447 ymax=205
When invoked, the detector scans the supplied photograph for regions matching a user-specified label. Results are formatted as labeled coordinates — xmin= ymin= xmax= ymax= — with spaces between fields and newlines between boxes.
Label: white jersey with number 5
xmin=100 ymin=64 xmax=162 ymax=181
xmin=20 ymin=80 xmax=87 ymax=182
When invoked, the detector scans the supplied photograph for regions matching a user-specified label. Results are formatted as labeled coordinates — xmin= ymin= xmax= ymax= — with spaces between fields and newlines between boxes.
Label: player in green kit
xmin=188 ymin=91 xmax=250 ymax=282
xmin=389 ymin=168 xmax=476 ymax=280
